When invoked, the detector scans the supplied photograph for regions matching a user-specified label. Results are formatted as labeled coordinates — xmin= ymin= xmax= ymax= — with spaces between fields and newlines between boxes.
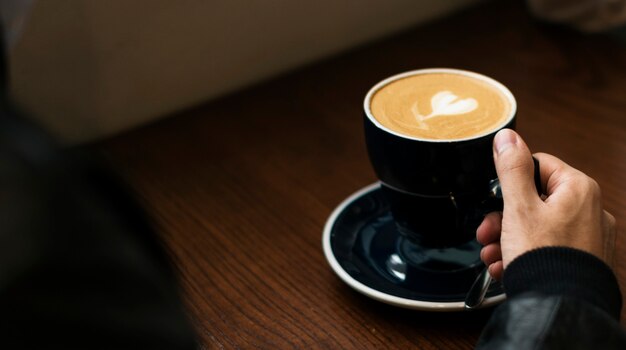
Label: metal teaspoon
xmin=464 ymin=267 xmax=492 ymax=309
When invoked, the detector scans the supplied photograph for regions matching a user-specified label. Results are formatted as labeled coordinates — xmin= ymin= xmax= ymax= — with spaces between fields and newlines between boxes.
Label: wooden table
xmin=97 ymin=1 xmax=626 ymax=348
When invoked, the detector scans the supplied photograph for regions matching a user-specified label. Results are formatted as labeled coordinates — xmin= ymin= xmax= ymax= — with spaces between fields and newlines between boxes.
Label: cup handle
xmin=481 ymin=157 xmax=542 ymax=212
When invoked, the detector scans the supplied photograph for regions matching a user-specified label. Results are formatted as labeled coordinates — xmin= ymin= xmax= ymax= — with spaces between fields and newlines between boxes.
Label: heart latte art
xmin=370 ymin=72 xmax=512 ymax=140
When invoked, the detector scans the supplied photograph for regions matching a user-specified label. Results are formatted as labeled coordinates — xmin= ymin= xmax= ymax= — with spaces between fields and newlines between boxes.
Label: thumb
xmin=493 ymin=129 xmax=540 ymax=206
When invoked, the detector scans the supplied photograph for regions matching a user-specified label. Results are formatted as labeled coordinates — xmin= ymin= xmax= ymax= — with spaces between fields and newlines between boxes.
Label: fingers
xmin=478 ymin=212 xmax=504 ymax=280
xmin=493 ymin=129 xmax=542 ymax=207
xmin=481 ymin=242 xmax=502 ymax=266
xmin=488 ymin=261 xmax=503 ymax=281
xmin=476 ymin=211 xmax=502 ymax=245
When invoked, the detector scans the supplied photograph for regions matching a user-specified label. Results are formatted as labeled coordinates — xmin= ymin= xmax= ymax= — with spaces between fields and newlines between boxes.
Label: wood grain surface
xmin=96 ymin=1 xmax=626 ymax=348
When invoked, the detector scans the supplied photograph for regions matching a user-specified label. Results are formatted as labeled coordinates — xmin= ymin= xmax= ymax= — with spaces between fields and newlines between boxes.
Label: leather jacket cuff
xmin=503 ymin=247 xmax=622 ymax=320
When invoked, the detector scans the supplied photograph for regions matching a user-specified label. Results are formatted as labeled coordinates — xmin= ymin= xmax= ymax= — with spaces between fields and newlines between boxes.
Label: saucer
xmin=323 ymin=183 xmax=505 ymax=311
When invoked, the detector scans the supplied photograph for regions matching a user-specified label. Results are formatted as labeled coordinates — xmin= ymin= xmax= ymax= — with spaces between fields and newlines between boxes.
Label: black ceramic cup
xmin=364 ymin=69 xmax=518 ymax=248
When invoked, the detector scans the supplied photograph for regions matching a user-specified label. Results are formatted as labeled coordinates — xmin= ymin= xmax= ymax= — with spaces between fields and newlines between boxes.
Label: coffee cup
xmin=364 ymin=68 xmax=522 ymax=248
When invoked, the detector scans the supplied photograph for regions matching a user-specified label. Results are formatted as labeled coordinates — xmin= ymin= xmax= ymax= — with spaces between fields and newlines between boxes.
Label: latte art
xmin=369 ymin=72 xmax=513 ymax=140
xmin=413 ymin=91 xmax=478 ymax=121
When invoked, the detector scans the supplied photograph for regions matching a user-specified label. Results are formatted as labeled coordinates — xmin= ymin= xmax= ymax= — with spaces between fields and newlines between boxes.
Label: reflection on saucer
xmin=323 ymin=182 xmax=505 ymax=311
xmin=386 ymin=253 xmax=406 ymax=281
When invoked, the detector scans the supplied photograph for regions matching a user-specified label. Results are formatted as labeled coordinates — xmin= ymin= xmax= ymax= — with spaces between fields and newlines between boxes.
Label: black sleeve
xmin=0 ymin=111 xmax=197 ymax=349
xmin=477 ymin=247 xmax=626 ymax=349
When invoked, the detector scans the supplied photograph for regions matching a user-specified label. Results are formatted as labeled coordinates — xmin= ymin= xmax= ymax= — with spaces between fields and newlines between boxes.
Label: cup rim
xmin=363 ymin=68 xmax=517 ymax=143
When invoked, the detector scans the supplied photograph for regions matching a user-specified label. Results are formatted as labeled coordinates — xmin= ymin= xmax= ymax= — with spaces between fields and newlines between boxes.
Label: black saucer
xmin=323 ymin=183 xmax=505 ymax=311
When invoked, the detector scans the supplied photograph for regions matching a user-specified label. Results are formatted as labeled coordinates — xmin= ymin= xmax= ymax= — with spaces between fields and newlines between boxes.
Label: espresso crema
xmin=369 ymin=72 xmax=513 ymax=140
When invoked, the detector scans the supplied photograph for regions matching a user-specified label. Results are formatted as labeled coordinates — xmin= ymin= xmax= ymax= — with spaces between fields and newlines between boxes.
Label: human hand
xmin=476 ymin=129 xmax=616 ymax=280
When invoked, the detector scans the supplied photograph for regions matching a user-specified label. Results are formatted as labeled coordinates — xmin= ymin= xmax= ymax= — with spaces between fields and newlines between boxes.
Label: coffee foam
xmin=369 ymin=72 xmax=512 ymax=140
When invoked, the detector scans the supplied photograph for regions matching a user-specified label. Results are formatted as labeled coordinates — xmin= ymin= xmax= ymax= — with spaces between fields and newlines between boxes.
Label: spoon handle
xmin=464 ymin=267 xmax=492 ymax=309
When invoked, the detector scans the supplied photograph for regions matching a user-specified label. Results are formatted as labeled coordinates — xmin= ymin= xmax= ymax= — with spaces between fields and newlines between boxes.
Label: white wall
xmin=9 ymin=0 xmax=480 ymax=143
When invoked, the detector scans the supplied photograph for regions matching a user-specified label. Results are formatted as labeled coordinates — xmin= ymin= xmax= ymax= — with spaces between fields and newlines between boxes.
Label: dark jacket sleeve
xmin=0 ymin=111 xmax=197 ymax=349
xmin=477 ymin=247 xmax=626 ymax=349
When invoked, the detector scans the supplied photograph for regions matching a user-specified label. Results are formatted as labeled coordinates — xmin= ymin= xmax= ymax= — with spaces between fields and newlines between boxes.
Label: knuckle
xmin=584 ymin=176 xmax=602 ymax=200
xmin=498 ymin=155 xmax=533 ymax=174
xmin=605 ymin=211 xmax=616 ymax=227
xmin=569 ymin=172 xmax=602 ymax=199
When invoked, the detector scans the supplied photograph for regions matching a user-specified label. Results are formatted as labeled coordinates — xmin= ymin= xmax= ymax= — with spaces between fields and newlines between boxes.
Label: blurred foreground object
xmin=0 ymin=106 xmax=197 ymax=348
xmin=0 ymin=0 xmax=33 ymax=48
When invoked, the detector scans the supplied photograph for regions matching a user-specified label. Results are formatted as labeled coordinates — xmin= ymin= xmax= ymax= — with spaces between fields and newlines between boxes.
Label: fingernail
xmin=494 ymin=129 xmax=517 ymax=156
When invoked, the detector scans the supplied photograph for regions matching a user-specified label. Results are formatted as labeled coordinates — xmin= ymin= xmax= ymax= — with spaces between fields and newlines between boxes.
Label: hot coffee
xmin=363 ymin=68 xmax=518 ymax=246
xmin=369 ymin=70 xmax=513 ymax=140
